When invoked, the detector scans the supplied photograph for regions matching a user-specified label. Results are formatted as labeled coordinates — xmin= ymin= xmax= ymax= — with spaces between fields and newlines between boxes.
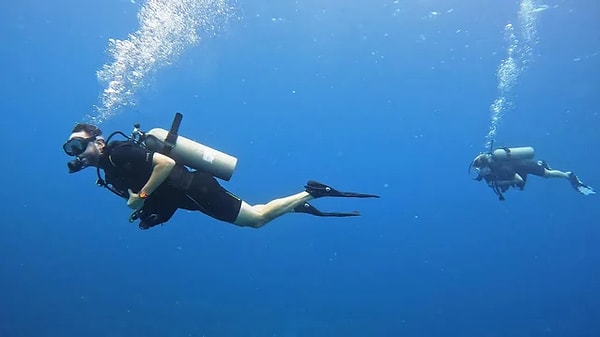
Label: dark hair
xmin=71 ymin=123 xmax=103 ymax=137
xmin=473 ymin=155 xmax=490 ymax=168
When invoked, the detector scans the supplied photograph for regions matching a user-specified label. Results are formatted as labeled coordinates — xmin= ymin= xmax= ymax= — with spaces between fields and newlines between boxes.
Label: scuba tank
xmin=141 ymin=113 xmax=238 ymax=181
xmin=491 ymin=146 xmax=535 ymax=161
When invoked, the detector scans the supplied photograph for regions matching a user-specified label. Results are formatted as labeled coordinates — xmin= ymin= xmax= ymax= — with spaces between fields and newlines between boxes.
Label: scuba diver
xmin=470 ymin=146 xmax=595 ymax=201
xmin=62 ymin=113 xmax=380 ymax=230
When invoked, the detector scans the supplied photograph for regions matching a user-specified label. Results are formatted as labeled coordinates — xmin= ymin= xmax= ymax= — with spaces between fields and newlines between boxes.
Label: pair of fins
xmin=541 ymin=161 xmax=596 ymax=196
xmin=293 ymin=180 xmax=380 ymax=217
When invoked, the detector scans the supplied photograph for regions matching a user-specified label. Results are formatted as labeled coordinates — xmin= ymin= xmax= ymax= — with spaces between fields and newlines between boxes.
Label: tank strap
xmin=501 ymin=147 xmax=511 ymax=158
xmin=163 ymin=112 xmax=183 ymax=155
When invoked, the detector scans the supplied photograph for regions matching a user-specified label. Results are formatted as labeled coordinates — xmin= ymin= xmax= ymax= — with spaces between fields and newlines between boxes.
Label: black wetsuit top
xmin=99 ymin=141 xmax=242 ymax=227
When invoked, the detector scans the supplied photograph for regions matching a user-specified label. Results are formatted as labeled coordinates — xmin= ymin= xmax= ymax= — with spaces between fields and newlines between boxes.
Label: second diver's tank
xmin=492 ymin=146 xmax=535 ymax=161
xmin=144 ymin=127 xmax=238 ymax=181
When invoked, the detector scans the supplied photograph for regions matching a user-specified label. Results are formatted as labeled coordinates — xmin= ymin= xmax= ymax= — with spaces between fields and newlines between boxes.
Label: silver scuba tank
xmin=492 ymin=146 xmax=535 ymax=161
xmin=143 ymin=113 xmax=238 ymax=181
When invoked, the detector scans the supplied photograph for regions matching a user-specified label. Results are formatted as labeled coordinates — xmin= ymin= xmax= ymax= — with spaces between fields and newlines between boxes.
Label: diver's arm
xmin=493 ymin=174 xmax=525 ymax=188
xmin=140 ymin=152 xmax=176 ymax=195
xmin=493 ymin=180 xmax=513 ymax=187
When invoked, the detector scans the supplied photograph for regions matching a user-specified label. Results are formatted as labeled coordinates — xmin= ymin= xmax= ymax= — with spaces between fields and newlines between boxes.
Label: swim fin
xmin=305 ymin=180 xmax=380 ymax=199
xmin=293 ymin=202 xmax=360 ymax=217
xmin=568 ymin=173 xmax=596 ymax=196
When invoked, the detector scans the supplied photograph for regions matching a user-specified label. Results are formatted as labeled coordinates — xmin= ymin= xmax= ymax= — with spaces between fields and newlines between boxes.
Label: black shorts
xmin=180 ymin=171 xmax=242 ymax=223
xmin=514 ymin=160 xmax=545 ymax=178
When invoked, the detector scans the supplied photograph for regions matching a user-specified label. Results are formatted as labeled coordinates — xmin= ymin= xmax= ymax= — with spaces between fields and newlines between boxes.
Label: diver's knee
xmin=233 ymin=210 xmax=270 ymax=228
xmin=234 ymin=202 xmax=285 ymax=228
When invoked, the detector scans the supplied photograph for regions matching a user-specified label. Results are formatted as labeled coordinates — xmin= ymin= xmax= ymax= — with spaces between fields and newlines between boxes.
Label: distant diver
xmin=63 ymin=113 xmax=380 ymax=230
xmin=470 ymin=146 xmax=595 ymax=201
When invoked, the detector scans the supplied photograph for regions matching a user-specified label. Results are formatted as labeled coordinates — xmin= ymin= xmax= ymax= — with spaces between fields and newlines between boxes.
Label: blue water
xmin=1 ymin=0 xmax=599 ymax=336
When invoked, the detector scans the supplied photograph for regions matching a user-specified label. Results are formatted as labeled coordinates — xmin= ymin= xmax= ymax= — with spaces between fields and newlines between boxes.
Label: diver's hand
xmin=127 ymin=189 xmax=146 ymax=210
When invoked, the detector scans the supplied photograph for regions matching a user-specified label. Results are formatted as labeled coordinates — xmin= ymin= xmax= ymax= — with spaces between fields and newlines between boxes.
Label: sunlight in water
xmin=485 ymin=0 xmax=544 ymax=150
xmin=86 ymin=0 xmax=234 ymax=124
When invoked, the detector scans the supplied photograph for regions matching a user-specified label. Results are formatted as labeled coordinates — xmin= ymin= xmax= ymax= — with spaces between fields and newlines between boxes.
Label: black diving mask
xmin=475 ymin=166 xmax=491 ymax=176
xmin=63 ymin=137 xmax=95 ymax=157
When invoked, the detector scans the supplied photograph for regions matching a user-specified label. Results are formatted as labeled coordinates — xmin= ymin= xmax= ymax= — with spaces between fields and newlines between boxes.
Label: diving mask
xmin=475 ymin=166 xmax=492 ymax=176
xmin=63 ymin=137 xmax=95 ymax=157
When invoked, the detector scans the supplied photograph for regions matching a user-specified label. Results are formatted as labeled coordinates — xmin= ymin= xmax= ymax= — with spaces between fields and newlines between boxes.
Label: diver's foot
xmin=304 ymin=180 xmax=380 ymax=199
xmin=293 ymin=202 xmax=360 ymax=217
xmin=568 ymin=172 xmax=580 ymax=187
xmin=568 ymin=172 xmax=596 ymax=196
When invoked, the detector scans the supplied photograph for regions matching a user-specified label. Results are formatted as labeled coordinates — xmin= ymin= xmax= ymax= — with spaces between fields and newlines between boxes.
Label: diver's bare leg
xmin=233 ymin=191 xmax=313 ymax=228
xmin=544 ymin=169 xmax=570 ymax=179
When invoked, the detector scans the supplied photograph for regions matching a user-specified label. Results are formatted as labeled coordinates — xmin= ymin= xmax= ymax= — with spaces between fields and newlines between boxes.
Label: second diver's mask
xmin=475 ymin=166 xmax=491 ymax=176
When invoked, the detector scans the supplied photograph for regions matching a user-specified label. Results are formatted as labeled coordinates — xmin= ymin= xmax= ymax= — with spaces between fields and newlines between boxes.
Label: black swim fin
xmin=568 ymin=173 xmax=596 ymax=196
xmin=293 ymin=202 xmax=360 ymax=217
xmin=305 ymin=180 xmax=380 ymax=199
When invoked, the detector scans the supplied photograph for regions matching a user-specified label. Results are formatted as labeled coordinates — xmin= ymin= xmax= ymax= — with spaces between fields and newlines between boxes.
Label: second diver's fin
xmin=293 ymin=202 xmax=360 ymax=217
xmin=305 ymin=180 xmax=380 ymax=199
xmin=568 ymin=173 xmax=596 ymax=196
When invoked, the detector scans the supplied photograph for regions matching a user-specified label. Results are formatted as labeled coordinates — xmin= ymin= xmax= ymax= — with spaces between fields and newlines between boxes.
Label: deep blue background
xmin=1 ymin=0 xmax=599 ymax=336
